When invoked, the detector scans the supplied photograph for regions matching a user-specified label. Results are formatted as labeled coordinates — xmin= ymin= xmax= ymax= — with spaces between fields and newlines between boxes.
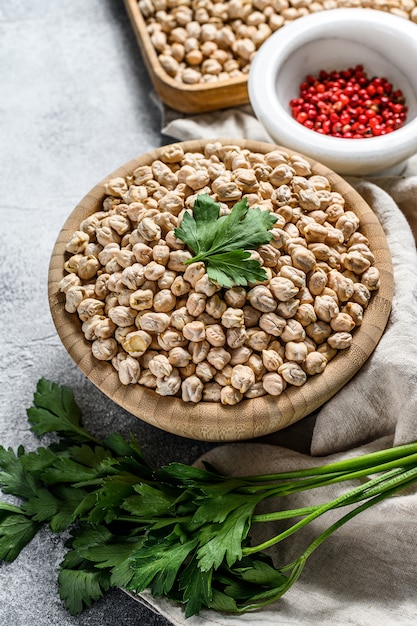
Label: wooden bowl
xmin=48 ymin=139 xmax=393 ymax=442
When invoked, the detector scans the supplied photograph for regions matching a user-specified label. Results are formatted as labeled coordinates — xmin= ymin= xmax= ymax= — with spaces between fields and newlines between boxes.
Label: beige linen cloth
xmin=135 ymin=104 xmax=417 ymax=625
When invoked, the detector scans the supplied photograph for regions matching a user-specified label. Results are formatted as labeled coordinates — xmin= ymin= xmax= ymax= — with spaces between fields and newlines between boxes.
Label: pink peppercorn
xmin=290 ymin=65 xmax=407 ymax=139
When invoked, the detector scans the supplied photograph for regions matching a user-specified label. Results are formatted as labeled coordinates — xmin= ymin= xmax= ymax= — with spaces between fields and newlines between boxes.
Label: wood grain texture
xmin=123 ymin=0 xmax=249 ymax=113
xmin=48 ymin=139 xmax=394 ymax=441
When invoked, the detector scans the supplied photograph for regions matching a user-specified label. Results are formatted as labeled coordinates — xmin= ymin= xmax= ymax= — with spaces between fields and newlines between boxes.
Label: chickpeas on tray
xmin=48 ymin=139 xmax=393 ymax=441
xmin=124 ymin=0 xmax=417 ymax=113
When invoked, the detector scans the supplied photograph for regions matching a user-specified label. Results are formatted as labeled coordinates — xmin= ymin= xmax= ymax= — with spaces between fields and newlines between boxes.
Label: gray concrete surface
xmin=0 ymin=1 xmax=209 ymax=624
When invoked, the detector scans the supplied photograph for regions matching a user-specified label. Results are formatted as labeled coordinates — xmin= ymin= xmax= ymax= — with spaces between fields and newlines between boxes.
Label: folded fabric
xmin=134 ymin=102 xmax=417 ymax=625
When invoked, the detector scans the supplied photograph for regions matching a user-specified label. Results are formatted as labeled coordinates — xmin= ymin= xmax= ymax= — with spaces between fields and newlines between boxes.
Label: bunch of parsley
xmin=1 ymin=379 xmax=417 ymax=617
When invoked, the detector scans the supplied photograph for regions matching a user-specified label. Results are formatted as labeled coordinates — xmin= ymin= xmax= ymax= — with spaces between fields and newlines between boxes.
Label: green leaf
xmin=0 ymin=501 xmax=23 ymax=515
xmin=0 ymin=507 xmax=41 ymax=562
xmin=19 ymin=447 xmax=63 ymax=474
xmin=67 ymin=444 xmax=114 ymax=469
xmin=103 ymin=433 xmax=153 ymax=480
xmin=207 ymin=251 xmax=269 ymax=287
xmin=192 ymin=493 xmax=257 ymax=525
xmin=237 ymin=557 xmax=288 ymax=587
xmin=78 ymin=542 xmax=142 ymax=588
xmin=178 ymin=555 xmax=213 ymax=618
xmin=70 ymin=524 xmax=113 ymax=548
xmin=27 ymin=379 xmax=98 ymax=444
xmin=33 ymin=379 xmax=82 ymax=421
xmin=217 ymin=558 xmax=288 ymax=602
xmin=86 ymin=474 xmax=140 ymax=524
xmin=21 ymin=485 xmax=88 ymax=531
xmin=174 ymin=194 xmax=277 ymax=287
xmin=223 ymin=201 xmax=277 ymax=252
xmin=50 ymin=487 xmax=90 ymax=532
xmin=209 ymin=589 xmax=239 ymax=613
xmin=123 ymin=483 xmax=178 ymax=518
xmin=197 ymin=502 xmax=256 ymax=571
xmin=22 ymin=488 xmax=59 ymax=522
xmin=128 ymin=536 xmax=198 ymax=596
xmin=174 ymin=194 xmax=221 ymax=255
xmin=40 ymin=458 xmax=99 ymax=485
xmin=64 ymin=527 xmax=143 ymax=597
xmin=0 ymin=446 xmax=41 ymax=499
xmin=156 ymin=462 xmax=223 ymax=488
xmin=58 ymin=567 xmax=111 ymax=615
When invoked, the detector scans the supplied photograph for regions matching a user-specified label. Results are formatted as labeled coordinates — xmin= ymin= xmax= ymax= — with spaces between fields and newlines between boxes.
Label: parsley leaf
xmin=49 ymin=487 xmax=89 ymax=532
xmin=122 ymin=483 xmax=178 ymax=518
xmin=67 ymin=524 xmax=143 ymax=588
xmin=197 ymin=501 xmax=256 ymax=570
xmin=0 ymin=445 xmax=41 ymax=499
xmin=0 ymin=504 xmax=41 ymax=562
xmin=58 ymin=567 xmax=111 ymax=615
xmin=204 ymin=250 xmax=268 ymax=288
xmin=27 ymin=378 xmax=100 ymax=445
xmin=85 ymin=474 xmax=141 ymax=525
xmin=128 ymin=535 xmax=198 ymax=597
xmin=178 ymin=555 xmax=213 ymax=618
xmin=174 ymin=194 xmax=277 ymax=287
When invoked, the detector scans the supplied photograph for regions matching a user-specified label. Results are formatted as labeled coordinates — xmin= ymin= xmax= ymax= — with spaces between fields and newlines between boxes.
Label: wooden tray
xmin=48 ymin=139 xmax=393 ymax=442
xmin=124 ymin=0 xmax=249 ymax=114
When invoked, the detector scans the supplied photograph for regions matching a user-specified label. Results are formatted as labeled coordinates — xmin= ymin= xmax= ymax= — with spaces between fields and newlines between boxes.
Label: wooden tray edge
xmin=123 ymin=0 xmax=249 ymax=114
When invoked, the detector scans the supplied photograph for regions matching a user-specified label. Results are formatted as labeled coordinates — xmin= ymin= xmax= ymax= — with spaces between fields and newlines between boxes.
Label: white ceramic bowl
xmin=248 ymin=9 xmax=417 ymax=176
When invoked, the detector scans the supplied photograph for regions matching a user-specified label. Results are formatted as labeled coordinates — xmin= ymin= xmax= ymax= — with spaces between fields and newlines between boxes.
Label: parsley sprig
xmin=174 ymin=194 xmax=278 ymax=287
xmin=2 ymin=379 xmax=417 ymax=616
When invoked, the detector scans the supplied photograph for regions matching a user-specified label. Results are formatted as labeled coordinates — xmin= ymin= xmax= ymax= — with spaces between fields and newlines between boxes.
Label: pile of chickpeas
xmin=60 ymin=142 xmax=380 ymax=405
xmin=138 ymin=0 xmax=417 ymax=85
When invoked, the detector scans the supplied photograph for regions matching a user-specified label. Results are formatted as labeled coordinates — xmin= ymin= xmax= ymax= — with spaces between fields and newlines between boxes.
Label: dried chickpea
xmin=303 ymin=351 xmax=327 ymax=375
xmin=118 ymin=355 xmax=141 ymax=385
xmin=148 ymin=354 xmax=172 ymax=378
xmin=262 ymin=372 xmax=285 ymax=396
xmin=182 ymin=376 xmax=204 ymax=402
xmin=139 ymin=312 xmax=171 ymax=333
xmin=278 ymin=362 xmax=307 ymax=386
xmin=220 ymin=385 xmax=243 ymax=405
xmin=130 ymin=289 xmax=154 ymax=311
xmin=207 ymin=347 xmax=232 ymax=370
xmin=205 ymin=324 xmax=226 ymax=347
xmin=328 ymin=332 xmax=353 ymax=350
xmin=153 ymin=289 xmax=177 ymax=312
xmin=156 ymin=368 xmax=181 ymax=396
xmin=226 ymin=327 xmax=248 ymax=349
xmin=269 ymin=276 xmax=299 ymax=301
xmin=221 ymin=307 xmax=244 ymax=328
xmin=247 ymin=328 xmax=270 ymax=351
xmin=230 ymin=364 xmax=255 ymax=393
xmin=285 ymin=341 xmax=308 ymax=362
xmin=229 ymin=345 xmax=252 ymax=365
xmin=123 ymin=330 xmax=152 ymax=357
xmin=91 ymin=337 xmax=118 ymax=361
xmin=247 ymin=286 xmax=277 ymax=312
xmin=262 ymin=349 xmax=283 ymax=372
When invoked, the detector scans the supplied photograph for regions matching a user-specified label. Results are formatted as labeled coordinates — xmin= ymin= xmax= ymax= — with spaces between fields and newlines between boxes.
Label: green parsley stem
xmin=72 ymin=428 xmax=102 ymax=446
xmin=236 ymin=452 xmax=417 ymax=499
xmin=243 ymin=465 xmax=417 ymax=556
xmin=237 ymin=443 xmax=417 ymax=483
xmin=230 ymin=469 xmax=417 ymax=614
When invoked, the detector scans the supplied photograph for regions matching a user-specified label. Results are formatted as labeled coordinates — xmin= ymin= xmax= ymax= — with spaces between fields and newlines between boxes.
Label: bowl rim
xmin=48 ymin=138 xmax=393 ymax=442
xmin=248 ymin=8 xmax=417 ymax=169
